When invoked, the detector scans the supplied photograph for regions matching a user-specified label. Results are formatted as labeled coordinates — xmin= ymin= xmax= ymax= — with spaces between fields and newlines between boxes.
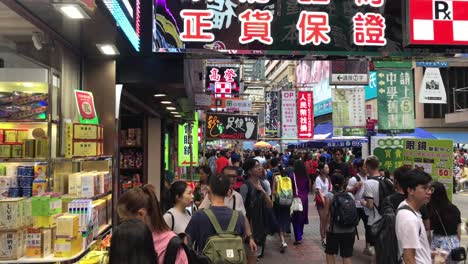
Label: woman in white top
xmin=163 ymin=181 xmax=194 ymax=235
xmin=315 ymin=162 xmax=331 ymax=248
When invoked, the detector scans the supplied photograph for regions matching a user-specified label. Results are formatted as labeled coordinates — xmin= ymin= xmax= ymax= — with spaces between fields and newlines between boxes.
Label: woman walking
xmin=163 ymin=181 xmax=194 ymax=234
xmin=291 ymin=160 xmax=310 ymax=245
xmin=428 ymin=181 xmax=462 ymax=264
xmin=194 ymin=166 xmax=212 ymax=208
xmin=272 ymin=166 xmax=292 ymax=253
xmin=315 ymin=162 xmax=331 ymax=247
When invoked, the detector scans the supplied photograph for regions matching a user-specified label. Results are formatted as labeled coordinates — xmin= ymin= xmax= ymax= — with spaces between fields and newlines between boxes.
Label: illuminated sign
xmin=206 ymin=67 xmax=240 ymax=96
xmin=103 ymin=0 xmax=140 ymax=51
xmin=297 ymin=91 xmax=314 ymax=139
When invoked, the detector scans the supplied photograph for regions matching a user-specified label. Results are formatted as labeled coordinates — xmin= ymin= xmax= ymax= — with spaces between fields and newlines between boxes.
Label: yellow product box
xmin=98 ymin=125 xmax=104 ymax=140
xmin=32 ymin=180 xmax=47 ymax=196
xmin=11 ymin=144 xmax=22 ymax=158
xmin=33 ymin=214 xmax=63 ymax=228
xmin=54 ymin=232 xmax=83 ymax=258
xmin=4 ymin=130 xmax=17 ymax=143
xmin=72 ymin=124 xmax=99 ymax=140
xmin=0 ymin=144 xmax=11 ymax=158
xmin=23 ymin=139 xmax=35 ymax=158
xmin=0 ymin=198 xmax=25 ymax=230
xmin=53 ymin=173 xmax=69 ymax=194
xmin=79 ymin=250 xmax=108 ymax=264
xmin=68 ymin=172 xmax=83 ymax=195
xmin=35 ymin=139 xmax=48 ymax=159
xmin=25 ymin=228 xmax=52 ymax=258
xmin=72 ymin=141 xmax=99 ymax=158
xmin=0 ymin=228 xmax=26 ymax=260
xmin=34 ymin=164 xmax=47 ymax=180
xmin=17 ymin=130 xmax=29 ymax=143
xmin=56 ymin=214 xmax=79 ymax=238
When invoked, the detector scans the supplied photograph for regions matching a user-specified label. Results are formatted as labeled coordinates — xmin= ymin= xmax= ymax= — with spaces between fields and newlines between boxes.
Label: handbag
xmin=291 ymin=173 xmax=303 ymax=212
xmin=434 ymin=209 xmax=467 ymax=262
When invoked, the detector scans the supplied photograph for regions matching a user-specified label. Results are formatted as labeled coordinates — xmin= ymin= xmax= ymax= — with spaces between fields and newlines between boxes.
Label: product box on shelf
xmin=0 ymin=187 xmax=8 ymax=199
xmin=0 ymin=228 xmax=26 ymax=260
xmin=53 ymin=173 xmax=69 ymax=194
xmin=67 ymin=141 xmax=101 ymax=158
xmin=0 ymin=198 xmax=26 ymax=230
xmin=17 ymin=130 xmax=29 ymax=143
xmin=71 ymin=124 xmax=100 ymax=140
xmin=68 ymin=172 xmax=83 ymax=196
xmin=4 ymin=130 xmax=17 ymax=143
xmin=25 ymin=227 xmax=52 ymax=258
xmin=33 ymin=214 xmax=63 ymax=228
xmin=54 ymin=232 xmax=83 ymax=258
xmin=81 ymin=172 xmax=98 ymax=198
xmin=11 ymin=144 xmax=22 ymax=158
xmin=0 ymin=130 xmax=3 ymax=144
xmin=92 ymin=199 xmax=107 ymax=229
xmin=31 ymin=196 xmax=62 ymax=216
xmin=56 ymin=214 xmax=79 ymax=238
xmin=104 ymin=194 xmax=112 ymax=225
xmin=0 ymin=144 xmax=11 ymax=158
xmin=23 ymin=140 xmax=35 ymax=158
xmin=32 ymin=180 xmax=47 ymax=196
xmin=34 ymin=164 xmax=47 ymax=180
xmin=35 ymin=139 xmax=47 ymax=159
xmin=68 ymin=199 xmax=93 ymax=232
xmin=0 ymin=176 xmax=13 ymax=188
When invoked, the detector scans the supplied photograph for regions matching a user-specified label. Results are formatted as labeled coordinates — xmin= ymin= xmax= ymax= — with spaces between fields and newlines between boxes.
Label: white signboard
xmin=281 ymin=91 xmax=297 ymax=142
xmin=330 ymin=73 xmax=369 ymax=85
xmin=194 ymin=93 xmax=212 ymax=107
xmin=226 ymin=99 xmax=252 ymax=112
xmin=419 ymin=68 xmax=447 ymax=104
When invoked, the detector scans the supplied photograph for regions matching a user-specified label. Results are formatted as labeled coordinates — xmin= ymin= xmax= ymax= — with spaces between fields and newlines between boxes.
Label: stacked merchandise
xmin=0 ymin=91 xmax=48 ymax=120
xmin=64 ymin=171 xmax=112 ymax=198
xmin=0 ymin=128 xmax=48 ymax=159
xmin=66 ymin=123 xmax=104 ymax=158
xmin=0 ymin=198 xmax=32 ymax=260
xmin=0 ymin=163 xmax=47 ymax=199
xmin=120 ymin=128 xmax=142 ymax=146
xmin=120 ymin=128 xmax=143 ymax=192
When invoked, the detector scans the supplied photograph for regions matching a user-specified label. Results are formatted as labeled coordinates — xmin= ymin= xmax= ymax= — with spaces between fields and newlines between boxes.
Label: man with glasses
xmin=396 ymin=169 xmax=433 ymax=264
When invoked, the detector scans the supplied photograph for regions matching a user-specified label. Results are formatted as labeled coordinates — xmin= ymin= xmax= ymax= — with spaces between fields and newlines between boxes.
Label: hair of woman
xmin=170 ymin=181 xmax=188 ymax=206
xmin=428 ymin=181 xmax=453 ymax=211
xmin=293 ymin=160 xmax=307 ymax=177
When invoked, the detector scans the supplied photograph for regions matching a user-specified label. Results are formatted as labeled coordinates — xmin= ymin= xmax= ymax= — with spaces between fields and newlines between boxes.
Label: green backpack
xmin=202 ymin=209 xmax=246 ymax=264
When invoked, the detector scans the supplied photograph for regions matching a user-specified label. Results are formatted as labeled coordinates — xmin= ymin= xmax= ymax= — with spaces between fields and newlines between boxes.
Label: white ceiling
xmin=0 ymin=2 xmax=39 ymax=41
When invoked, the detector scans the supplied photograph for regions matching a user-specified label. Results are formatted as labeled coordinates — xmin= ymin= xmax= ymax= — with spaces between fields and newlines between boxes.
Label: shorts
xmin=325 ymin=232 xmax=355 ymax=258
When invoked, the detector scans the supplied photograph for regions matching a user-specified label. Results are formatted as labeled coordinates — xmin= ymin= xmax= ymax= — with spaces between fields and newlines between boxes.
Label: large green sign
xmin=371 ymin=137 xmax=405 ymax=173
xmin=377 ymin=70 xmax=415 ymax=134
xmin=178 ymin=113 xmax=199 ymax=167
xmin=402 ymin=139 xmax=454 ymax=201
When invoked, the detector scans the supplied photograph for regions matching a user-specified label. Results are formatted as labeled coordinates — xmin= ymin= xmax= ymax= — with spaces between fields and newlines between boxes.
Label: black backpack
xmin=369 ymin=176 xmax=395 ymax=215
xmin=330 ymin=191 xmax=359 ymax=228
xmin=164 ymin=234 xmax=211 ymax=264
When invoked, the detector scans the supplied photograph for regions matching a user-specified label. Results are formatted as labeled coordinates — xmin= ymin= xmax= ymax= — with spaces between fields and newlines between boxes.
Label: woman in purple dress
xmin=291 ymin=160 xmax=310 ymax=245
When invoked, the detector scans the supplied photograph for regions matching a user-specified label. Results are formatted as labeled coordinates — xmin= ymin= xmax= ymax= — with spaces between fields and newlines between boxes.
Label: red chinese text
xmin=353 ymin=12 xmax=387 ymax=46
xmin=209 ymin=68 xmax=221 ymax=82
xmin=297 ymin=0 xmax=330 ymax=4
xmin=238 ymin=0 xmax=270 ymax=3
xmin=296 ymin=11 xmax=331 ymax=46
xmin=224 ymin=69 xmax=237 ymax=82
xmin=239 ymin=9 xmax=273 ymax=45
xmin=355 ymin=0 xmax=384 ymax=7
xmin=180 ymin=9 xmax=214 ymax=42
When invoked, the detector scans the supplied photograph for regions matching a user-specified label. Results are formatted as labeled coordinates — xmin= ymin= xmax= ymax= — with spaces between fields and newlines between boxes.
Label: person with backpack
xmin=315 ymin=162 xmax=331 ymax=248
xmin=291 ymin=160 xmax=310 ymax=246
xmin=117 ymin=184 xmax=188 ymax=264
xmin=163 ymin=181 xmax=194 ymax=235
xmin=324 ymin=173 xmax=359 ymax=264
xmin=395 ymin=169 xmax=433 ymax=264
xmin=329 ymin=148 xmax=350 ymax=179
xmin=272 ymin=166 xmax=293 ymax=253
xmin=185 ymin=174 xmax=247 ymax=264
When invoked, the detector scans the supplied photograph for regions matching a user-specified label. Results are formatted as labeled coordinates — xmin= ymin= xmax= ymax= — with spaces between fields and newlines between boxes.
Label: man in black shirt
xmin=328 ymin=148 xmax=350 ymax=179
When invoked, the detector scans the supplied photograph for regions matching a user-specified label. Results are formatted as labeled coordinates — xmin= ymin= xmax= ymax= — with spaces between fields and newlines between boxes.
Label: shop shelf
xmin=98 ymin=224 xmax=112 ymax=237
xmin=119 ymin=167 xmax=143 ymax=170
xmin=91 ymin=191 xmax=112 ymax=201
xmin=0 ymin=119 xmax=47 ymax=123
xmin=0 ymin=158 xmax=47 ymax=163
xmin=53 ymin=156 xmax=113 ymax=162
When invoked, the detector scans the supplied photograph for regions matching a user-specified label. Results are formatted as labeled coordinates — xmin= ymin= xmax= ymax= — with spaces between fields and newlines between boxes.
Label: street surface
xmin=260 ymin=193 xmax=468 ymax=264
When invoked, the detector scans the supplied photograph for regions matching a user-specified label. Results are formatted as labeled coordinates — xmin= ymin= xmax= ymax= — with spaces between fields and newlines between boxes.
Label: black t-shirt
xmin=429 ymin=204 xmax=461 ymax=236
xmin=329 ymin=161 xmax=349 ymax=178
xmin=387 ymin=193 xmax=429 ymax=220
xmin=185 ymin=206 xmax=246 ymax=251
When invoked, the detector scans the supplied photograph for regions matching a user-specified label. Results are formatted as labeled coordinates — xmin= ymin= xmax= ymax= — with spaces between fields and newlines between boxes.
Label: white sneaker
xmin=363 ymin=247 xmax=375 ymax=256
xmin=280 ymin=242 xmax=287 ymax=253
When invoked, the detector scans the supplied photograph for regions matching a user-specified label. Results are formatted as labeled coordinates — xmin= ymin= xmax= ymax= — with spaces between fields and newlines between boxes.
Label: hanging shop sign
xmin=407 ymin=0 xmax=468 ymax=46
xmin=206 ymin=66 xmax=240 ymax=95
xmin=194 ymin=93 xmax=213 ymax=108
xmin=226 ymin=99 xmax=252 ymax=111
xmin=152 ymin=0 xmax=406 ymax=55
xmin=332 ymin=87 xmax=366 ymax=137
xmin=416 ymin=61 xmax=449 ymax=68
xmin=178 ymin=113 xmax=199 ymax=167
xmin=371 ymin=137 xmax=405 ymax=173
xmin=402 ymin=138 xmax=454 ymax=200
xmin=297 ymin=91 xmax=314 ymax=139
xmin=330 ymin=60 xmax=369 ymax=85
xmin=205 ymin=113 xmax=258 ymax=140
xmin=265 ymin=91 xmax=279 ymax=138
xmin=365 ymin=71 xmax=377 ymax=100
xmin=281 ymin=91 xmax=297 ymax=142
xmin=331 ymin=74 xmax=369 ymax=85
xmin=74 ymin=90 xmax=99 ymax=125
xmin=419 ymin=68 xmax=447 ymax=104
xmin=164 ymin=133 xmax=169 ymax=170
xmin=296 ymin=61 xmax=331 ymax=116
xmin=377 ymin=70 xmax=415 ymax=134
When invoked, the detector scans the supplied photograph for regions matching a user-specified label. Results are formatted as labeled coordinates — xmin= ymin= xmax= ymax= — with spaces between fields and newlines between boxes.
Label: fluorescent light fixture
xmin=174 ymin=115 xmax=182 ymax=118
xmin=153 ymin=93 xmax=166 ymax=97
xmin=122 ymin=0 xmax=134 ymax=18
xmin=53 ymin=4 xmax=90 ymax=19
xmin=170 ymin=112 xmax=178 ymax=114
xmin=96 ymin=44 xmax=120 ymax=55
xmin=160 ymin=101 xmax=172 ymax=104
xmin=22 ymin=83 xmax=34 ymax=87
xmin=166 ymin=107 xmax=176 ymax=110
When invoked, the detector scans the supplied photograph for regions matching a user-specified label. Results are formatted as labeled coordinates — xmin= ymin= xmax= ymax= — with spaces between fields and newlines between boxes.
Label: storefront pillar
xmin=147 ymin=117 xmax=162 ymax=198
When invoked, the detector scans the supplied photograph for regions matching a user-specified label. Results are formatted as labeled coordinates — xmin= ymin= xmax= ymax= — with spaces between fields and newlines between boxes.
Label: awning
xmin=431 ymin=132 xmax=468 ymax=144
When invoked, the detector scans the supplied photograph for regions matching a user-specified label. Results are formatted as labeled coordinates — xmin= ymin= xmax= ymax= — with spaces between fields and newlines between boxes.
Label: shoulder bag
xmin=434 ymin=208 xmax=466 ymax=262
xmin=291 ymin=173 xmax=303 ymax=212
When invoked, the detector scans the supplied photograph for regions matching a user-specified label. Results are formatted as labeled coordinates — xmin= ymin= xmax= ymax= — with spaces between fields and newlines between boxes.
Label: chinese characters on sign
xmin=377 ymin=70 xmax=415 ymax=134
xmin=332 ymin=87 xmax=366 ymax=137
xmin=281 ymin=91 xmax=298 ymax=142
xmin=371 ymin=137 xmax=404 ymax=173
xmin=265 ymin=91 xmax=279 ymax=138
xmin=206 ymin=66 xmax=240 ymax=96
xmin=178 ymin=0 xmax=387 ymax=47
xmin=177 ymin=113 xmax=199 ymax=167
xmin=205 ymin=113 xmax=258 ymax=140
xmin=297 ymin=91 xmax=314 ymax=139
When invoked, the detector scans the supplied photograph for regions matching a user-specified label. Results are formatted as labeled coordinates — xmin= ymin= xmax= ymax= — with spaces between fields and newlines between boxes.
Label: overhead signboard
xmin=419 ymin=68 xmax=447 ymax=104
xmin=194 ymin=93 xmax=213 ymax=108
xmin=178 ymin=113 xmax=199 ymax=167
xmin=407 ymin=0 xmax=468 ymax=46
xmin=206 ymin=66 xmax=240 ymax=96
xmin=297 ymin=91 xmax=314 ymax=139
xmin=205 ymin=113 xmax=258 ymax=140
xmin=365 ymin=71 xmax=377 ymax=100
xmin=265 ymin=91 xmax=279 ymax=138
xmin=281 ymin=91 xmax=297 ymax=142
xmin=330 ymin=60 xmax=369 ymax=85
xmin=225 ymin=99 xmax=252 ymax=112
xmin=331 ymin=74 xmax=369 ymax=85
xmin=332 ymin=87 xmax=367 ymax=137
xmin=416 ymin=61 xmax=449 ymax=68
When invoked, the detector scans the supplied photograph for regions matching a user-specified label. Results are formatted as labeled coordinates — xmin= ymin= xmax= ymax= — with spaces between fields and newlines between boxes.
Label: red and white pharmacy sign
xmin=297 ymin=91 xmax=314 ymax=139
xmin=408 ymin=0 xmax=468 ymax=45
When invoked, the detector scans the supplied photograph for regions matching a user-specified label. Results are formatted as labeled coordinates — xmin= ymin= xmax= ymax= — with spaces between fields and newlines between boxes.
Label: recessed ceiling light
xmin=96 ymin=44 xmax=119 ymax=55
xmin=160 ymin=101 xmax=172 ymax=104
xmin=170 ymin=112 xmax=178 ymax=114
xmin=166 ymin=107 xmax=176 ymax=110
xmin=174 ymin=115 xmax=182 ymax=118
xmin=54 ymin=4 xmax=90 ymax=19
xmin=153 ymin=94 xmax=166 ymax=97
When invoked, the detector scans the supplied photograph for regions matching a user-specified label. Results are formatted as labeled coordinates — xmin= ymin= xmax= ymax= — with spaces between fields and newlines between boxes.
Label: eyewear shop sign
xmin=205 ymin=113 xmax=258 ymax=140
xmin=154 ymin=0 xmax=402 ymax=53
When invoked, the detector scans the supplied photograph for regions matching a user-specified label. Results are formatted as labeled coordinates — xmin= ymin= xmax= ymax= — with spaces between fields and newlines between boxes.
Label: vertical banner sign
xmin=402 ymin=139 xmax=454 ymax=200
xmin=377 ymin=70 xmax=415 ymax=134
xmin=74 ymin=90 xmax=99 ymax=125
xmin=419 ymin=68 xmax=447 ymax=104
xmin=281 ymin=91 xmax=297 ymax=143
xmin=332 ymin=87 xmax=366 ymax=137
xmin=371 ymin=137 xmax=405 ymax=173
xmin=164 ymin=133 xmax=169 ymax=170
xmin=297 ymin=91 xmax=314 ymax=139
xmin=206 ymin=67 xmax=240 ymax=96
xmin=265 ymin=91 xmax=279 ymax=138
xmin=178 ymin=113 xmax=199 ymax=167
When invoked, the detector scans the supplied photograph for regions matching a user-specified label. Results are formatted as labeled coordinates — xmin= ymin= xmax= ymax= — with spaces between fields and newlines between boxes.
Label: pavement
xmin=259 ymin=193 xmax=468 ymax=264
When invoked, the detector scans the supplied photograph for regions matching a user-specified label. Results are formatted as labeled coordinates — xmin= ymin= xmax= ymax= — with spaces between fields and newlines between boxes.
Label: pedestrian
xmin=395 ymin=169 xmax=433 ymax=264
xmin=240 ymin=159 xmax=273 ymax=263
xmin=328 ymin=148 xmax=350 ymax=179
xmin=194 ymin=166 xmax=212 ymax=208
xmin=271 ymin=166 xmax=292 ymax=253
xmin=315 ymin=162 xmax=331 ymax=247
xmin=427 ymin=181 xmax=462 ymax=264
xmin=216 ymin=149 xmax=230 ymax=174
xmin=208 ymin=151 xmax=217 ymax=176
xmin=254 ymin=150 xmax=267 ymax=166
xmin=117 ymin=184 xmax=188 ymax=264
xmin=346 ymin=159 xmax=372 ymax=255
xmin=185 ymin=174 xmax=249 ymax=264
xmin=163 ymin=181 xmax=194 ymax=234
xmin=291 ymin=160 xmax=310 ymax=246
xmin=109 ymin=219 xmax=158 ymax=264
xmin=325 ymin=173 xmax=357 ymax=264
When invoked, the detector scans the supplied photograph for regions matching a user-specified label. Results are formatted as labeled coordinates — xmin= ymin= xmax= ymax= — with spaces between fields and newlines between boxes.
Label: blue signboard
xmin=416 ymin=62 xmax=449 ymax=68
xmin=365 ymin=71 xmax=377 ymax=101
